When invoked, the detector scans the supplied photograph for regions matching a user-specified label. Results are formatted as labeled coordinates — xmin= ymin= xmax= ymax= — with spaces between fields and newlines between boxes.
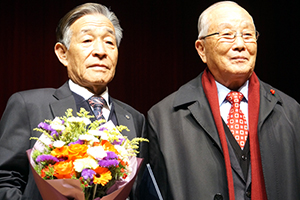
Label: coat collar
xmin=258 ymin=82 xmax=282 ymax=125
xmin=173 ymin=73 xmax=223 ymax=151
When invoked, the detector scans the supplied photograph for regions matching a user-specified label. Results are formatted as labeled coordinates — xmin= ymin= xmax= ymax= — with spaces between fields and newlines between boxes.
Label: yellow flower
xmin=93 ymin=167 xmax=112 ymax=186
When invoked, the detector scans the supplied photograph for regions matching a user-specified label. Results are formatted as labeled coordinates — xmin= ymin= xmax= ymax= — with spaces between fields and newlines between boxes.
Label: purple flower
xmin=36 ymin=155 xmax=59 ymax=164
xmin=106 ymin=151 xmax=118 ymax=159
xmin=38 ymin=122 xmax=60 ymax=137
xmin=112 ymin=138 xmax=125 ymax=145
xmin=81 ymin=168 xmax=96 ymax=180
xmin=50 ymin=130 xmax=60 ymax=137
xmin=69 ymin=139 xmax=84 ymax=145
xmin=98 ymin=151 xmax=119 ymax=167
xmin=38 ymin=122 xmax=54 ymax=131
xmin=98 ymin=159 xmax=119 ymax=167
xmin=99 ymin=127 xmax=108 ymax=131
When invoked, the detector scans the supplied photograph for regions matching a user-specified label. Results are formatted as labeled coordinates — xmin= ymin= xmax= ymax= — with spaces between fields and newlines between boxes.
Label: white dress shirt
xmin=68 ymin=79 xmax=111 ymax=120
xmin=216 ymin=80 xmax=249 ymax=125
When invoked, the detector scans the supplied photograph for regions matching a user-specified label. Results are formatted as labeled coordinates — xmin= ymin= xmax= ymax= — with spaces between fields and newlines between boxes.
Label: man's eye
xmin=243 ymin=32 xmax=254 ymax=37
xmin=105 ymin=40 xmax=116 ymax=46
xmin=83 ymin=39 xmax=92 ymax=43
xmin=221 ymin=32 xmax=233 ymax=36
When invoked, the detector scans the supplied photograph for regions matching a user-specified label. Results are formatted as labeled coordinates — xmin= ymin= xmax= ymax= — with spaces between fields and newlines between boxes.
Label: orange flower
xmin=68 ymin=144 xmax=88 ymax=160
xmin=93 ymin=167 xmax=112 ymax=186
xmin=53 ymin=160 xmax=74 ymax=179
xmin=118 ymin=159 xmax=128 ymax=167
xmin=51 ymin=146 xmax=69 ymax=158
xmin=41 ymin=168 xmax=48 ymax=178
xmin=93 ymin=142 xmax=101 ymax=146
xmin=101 ymin=140 xmax=118 ymax=154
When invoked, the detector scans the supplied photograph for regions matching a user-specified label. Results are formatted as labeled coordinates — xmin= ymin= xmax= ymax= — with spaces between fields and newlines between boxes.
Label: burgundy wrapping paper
xmin=27 ymin=149 xmax=143 ymax=200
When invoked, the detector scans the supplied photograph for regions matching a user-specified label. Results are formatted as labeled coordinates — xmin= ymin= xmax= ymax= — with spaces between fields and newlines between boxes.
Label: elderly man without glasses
xmin=0 ymin=3 xmax=146 ymax=200
xmin=147 ymin=1 xmax=300 ymax=200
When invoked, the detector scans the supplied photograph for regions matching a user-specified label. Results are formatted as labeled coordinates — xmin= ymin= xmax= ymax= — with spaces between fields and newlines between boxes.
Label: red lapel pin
xmin=270 ymin=89 xmax=275 ymax=95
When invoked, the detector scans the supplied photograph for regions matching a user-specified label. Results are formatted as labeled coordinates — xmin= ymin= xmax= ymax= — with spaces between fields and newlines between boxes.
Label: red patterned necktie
xmin=88 ymin=96 xmax=107 ymax=121
xmin=226 ymin=91 xmax=248 ymax=149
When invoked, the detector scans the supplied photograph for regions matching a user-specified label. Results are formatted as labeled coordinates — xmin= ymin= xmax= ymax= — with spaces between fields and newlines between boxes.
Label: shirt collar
xmin=216 ymin=80 xmax=249 ymax=106
xmin=68 ymin=79 xmax=110 ymax=105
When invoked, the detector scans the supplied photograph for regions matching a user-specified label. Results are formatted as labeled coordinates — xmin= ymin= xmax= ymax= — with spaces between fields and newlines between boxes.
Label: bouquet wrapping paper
xmin=27 ymin=149 xmax=143 ymax=200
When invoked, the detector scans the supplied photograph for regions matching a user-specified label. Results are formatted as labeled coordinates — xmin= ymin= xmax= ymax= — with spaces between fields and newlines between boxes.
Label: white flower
xmin=79 ymin=134 xmax=99 ymax=142
xmin=50 ymin=117 xmax=65 ymax=131
xmin=53 ymin=140 xmax=65 ymax=148
xmin=52 ymin=117 xmax=63 ymax=125
xmin=73 ymin=157 xmax=99 ymax=172
xmin=114 ymin=145 xmax=129 ymax=160
xmin=87 ymin=146 xmax=107 ymax=160
xmin=88 ymin=130 xmax=109 ymax=140
xmin=67 ymin=117 xmax=91 ymax=125
xmin=82 ymin=117 xmax=91 ymax=125
xmin=51 ymin=124 xmax=65 ymax=131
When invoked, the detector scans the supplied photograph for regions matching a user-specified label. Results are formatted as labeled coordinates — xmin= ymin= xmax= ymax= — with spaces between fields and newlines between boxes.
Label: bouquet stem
xmin=92 ymin=184 xmax=98 ymax=200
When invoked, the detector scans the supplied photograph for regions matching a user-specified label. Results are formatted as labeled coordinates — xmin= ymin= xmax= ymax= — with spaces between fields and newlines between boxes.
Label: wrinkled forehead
xmin=207 ymin=4 xmax=255 ymax=31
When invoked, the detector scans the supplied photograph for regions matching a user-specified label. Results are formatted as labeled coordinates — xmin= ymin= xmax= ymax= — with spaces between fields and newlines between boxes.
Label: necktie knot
xmin=226 ymin=91 xmax=243 ymax=106
xmin=88 ymin=96 xmax=107 ymax=109
xmin=88 ymin=96 xmax=107 ymax=121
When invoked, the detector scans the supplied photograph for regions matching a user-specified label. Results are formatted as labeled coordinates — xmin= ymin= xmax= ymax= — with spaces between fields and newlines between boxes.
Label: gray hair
xmin=197 ymin=1 xmax=255 ymax=39
xmin=56 ymin=3 xmax=123 ymax=49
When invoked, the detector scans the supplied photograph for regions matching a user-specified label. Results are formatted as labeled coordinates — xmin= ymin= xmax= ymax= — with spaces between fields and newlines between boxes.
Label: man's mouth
xmin=88 ymin=64 xmax=109 ymax=70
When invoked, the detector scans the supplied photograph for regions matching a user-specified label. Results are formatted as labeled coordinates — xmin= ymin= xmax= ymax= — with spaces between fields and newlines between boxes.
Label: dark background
xmin=0 ymin=0 xmax=299 ymax=117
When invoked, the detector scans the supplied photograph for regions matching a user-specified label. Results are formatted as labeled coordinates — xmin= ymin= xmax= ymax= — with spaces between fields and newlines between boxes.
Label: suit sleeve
xmin=0 ymin=93 xmax=32 ymax=200
xmin=146 ymin=109 xmax=173 ymax=200
xmin=130 ymin=111 xmax=148 ymax=200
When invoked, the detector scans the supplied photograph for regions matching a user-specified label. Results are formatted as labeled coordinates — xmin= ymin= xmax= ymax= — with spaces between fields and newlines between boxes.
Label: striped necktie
xmin=88 ymin=96 xmax=107 ymax=121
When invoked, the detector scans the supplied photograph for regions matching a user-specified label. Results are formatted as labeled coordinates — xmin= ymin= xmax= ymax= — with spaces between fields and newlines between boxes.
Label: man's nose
xmin=233 ymin=34 xmax=246 ymax=51
xmin=92 ymin=41 xmax=107 ymax=58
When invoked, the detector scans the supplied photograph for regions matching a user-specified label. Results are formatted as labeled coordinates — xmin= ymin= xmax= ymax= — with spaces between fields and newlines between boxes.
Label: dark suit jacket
xmin=147 ymin=72 xmax=300 ymax=200
xmin=0 ymin=82 xmax=146 ymax=200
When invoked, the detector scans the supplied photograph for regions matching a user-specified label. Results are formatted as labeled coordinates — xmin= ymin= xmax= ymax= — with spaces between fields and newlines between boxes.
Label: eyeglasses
xmin=199 ymin=29 xmax=259 ymax=42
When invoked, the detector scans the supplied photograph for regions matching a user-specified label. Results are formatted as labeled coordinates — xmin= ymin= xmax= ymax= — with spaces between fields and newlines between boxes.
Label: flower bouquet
xmin=27 ymin=108 xmax=147 ymax=200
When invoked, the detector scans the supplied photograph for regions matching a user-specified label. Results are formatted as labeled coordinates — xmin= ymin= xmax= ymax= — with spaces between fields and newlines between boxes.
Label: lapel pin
xmin=125 ymin=115 xmax=130 ymax=120
xmin=270 ymin=89 xmax=275 ymax=96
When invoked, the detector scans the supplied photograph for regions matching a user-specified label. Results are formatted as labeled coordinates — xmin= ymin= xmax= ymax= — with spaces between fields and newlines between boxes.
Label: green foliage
xmin=126 ymin=138 xmax=149 ymax=156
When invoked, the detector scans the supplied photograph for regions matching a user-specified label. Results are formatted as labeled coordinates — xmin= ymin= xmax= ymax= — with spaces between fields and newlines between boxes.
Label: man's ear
xmin=54 ymin=42 xmax=68 ymax=67
xmin=195 ymin=39 xmax=207 ymax=63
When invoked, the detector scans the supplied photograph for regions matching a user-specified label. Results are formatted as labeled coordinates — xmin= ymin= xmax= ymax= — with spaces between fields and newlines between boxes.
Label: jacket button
xmin=246 ymin=191 xmax=251 ymax=198
xmin=214 ymin=193 xmax=223 ymax=200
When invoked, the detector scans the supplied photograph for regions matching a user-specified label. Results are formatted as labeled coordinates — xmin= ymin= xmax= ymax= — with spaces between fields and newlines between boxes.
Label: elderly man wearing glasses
xmin=146 ymin=1 xmax=300 ymax=200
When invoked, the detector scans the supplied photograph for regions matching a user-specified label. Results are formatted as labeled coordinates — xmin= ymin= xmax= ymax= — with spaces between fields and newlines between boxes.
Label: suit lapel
xmin=112 ymin=100 xmax=136 ymax=140
xmin=49 ymin=83 xmax=137 ymax=142
xmin=49 ymin=82 xmax=77 ymax=117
